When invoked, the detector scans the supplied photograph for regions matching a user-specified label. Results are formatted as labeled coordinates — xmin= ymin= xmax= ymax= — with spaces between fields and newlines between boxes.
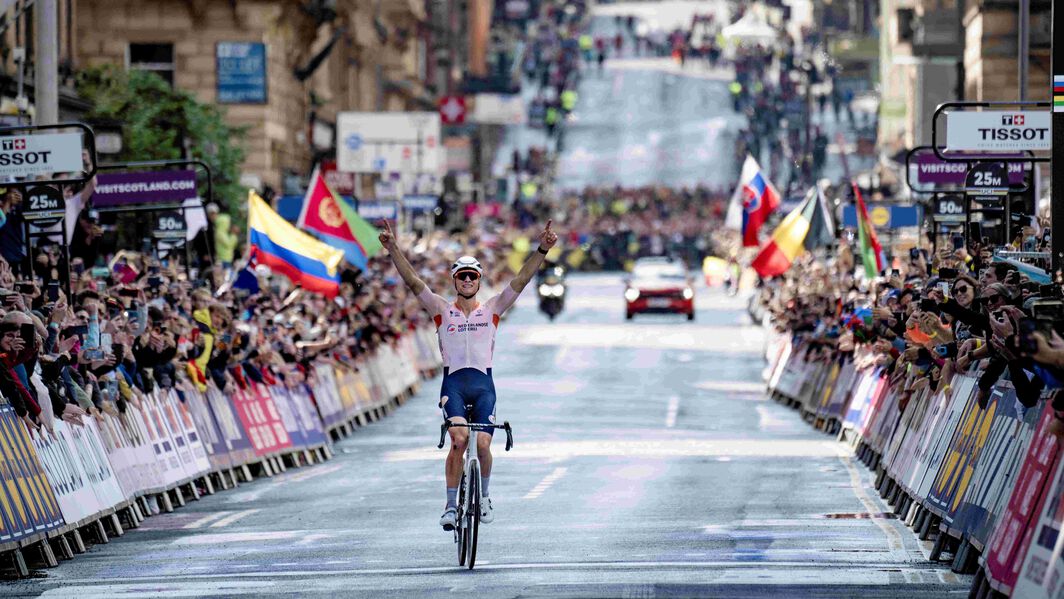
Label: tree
xmin=76 ymin=65 xmax=247 ymax=219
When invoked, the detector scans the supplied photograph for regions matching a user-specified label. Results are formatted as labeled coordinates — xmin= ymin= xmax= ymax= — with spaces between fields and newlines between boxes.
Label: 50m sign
xmin=0 ymin=132 xmax=83 ymax=178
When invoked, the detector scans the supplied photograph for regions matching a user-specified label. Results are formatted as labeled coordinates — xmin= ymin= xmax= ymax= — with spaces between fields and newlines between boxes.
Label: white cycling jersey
xmin=417 ymin=285 xmax=520 ymax=375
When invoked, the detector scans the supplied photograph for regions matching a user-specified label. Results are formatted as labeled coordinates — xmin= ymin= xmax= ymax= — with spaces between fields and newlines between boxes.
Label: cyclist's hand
xmin=378 ymin=220 xmax=395 ymax=248
xmin=539 ymin=219 xmax=558 ymax=250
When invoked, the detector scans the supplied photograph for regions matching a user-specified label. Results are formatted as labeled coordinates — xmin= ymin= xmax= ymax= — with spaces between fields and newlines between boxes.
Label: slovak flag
xmin=737 ymin=155 xmax=781 ymax=247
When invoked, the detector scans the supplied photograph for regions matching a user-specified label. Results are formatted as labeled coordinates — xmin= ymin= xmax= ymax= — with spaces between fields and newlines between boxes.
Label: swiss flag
xmin=439 ymin=96 xmax=466 ymax=125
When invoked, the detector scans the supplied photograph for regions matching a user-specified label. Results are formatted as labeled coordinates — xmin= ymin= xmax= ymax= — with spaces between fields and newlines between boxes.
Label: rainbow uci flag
xmin=248 ymin=190 xmax=344 ymax=298
xmin=1055 ymin=76 xmax=1064 ymax=113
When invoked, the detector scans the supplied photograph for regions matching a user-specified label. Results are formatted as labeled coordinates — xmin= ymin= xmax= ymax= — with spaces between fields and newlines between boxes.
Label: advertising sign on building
xmin=336 ymin=112 xmax=441 ymax=175
xmin=320 ymin=160 xmax=355 ymax=196
xmin=356 ymin=200 xmax=398 ymax=221
xmin=0 ymin=132 xmax=83 ymax=178
xmin=471 ymin=94 xmax=527 ymax=125
xmin=92 ymin=170 xmax=198 ymax=208
xmin=217 ymin=42 xmax=267 ymax=104
xmin=946 ymin=111 xmax=1051 ymax=152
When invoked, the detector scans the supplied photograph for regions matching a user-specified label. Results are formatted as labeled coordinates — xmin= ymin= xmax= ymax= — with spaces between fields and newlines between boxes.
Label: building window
xmin=128 ymin=43 xmax=174 ymax=86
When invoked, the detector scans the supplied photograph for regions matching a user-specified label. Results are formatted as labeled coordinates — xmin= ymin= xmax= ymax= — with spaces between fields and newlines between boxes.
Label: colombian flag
xmin=248 ymin=191 xmax=344 ymax=298
xmin=751 ymin=187 xmax=835 ymax=277
xmin=297 ymin=166 xmax=382 ymax=271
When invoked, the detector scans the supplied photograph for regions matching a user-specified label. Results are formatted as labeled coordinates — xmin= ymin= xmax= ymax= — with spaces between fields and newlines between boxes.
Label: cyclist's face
xmin=454 ymin=271 xmax=480 ymax=296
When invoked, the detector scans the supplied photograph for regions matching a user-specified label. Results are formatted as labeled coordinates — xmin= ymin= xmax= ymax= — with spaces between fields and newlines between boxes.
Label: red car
xmin=624 ymin=258 xmax=695 ymax=321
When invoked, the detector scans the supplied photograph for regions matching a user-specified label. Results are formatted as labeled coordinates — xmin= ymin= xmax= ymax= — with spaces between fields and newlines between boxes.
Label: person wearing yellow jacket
xmin=186 ymin=303 xmax=215 ymax=392
xmin=213 ymin=212 xmax=239 ymax=268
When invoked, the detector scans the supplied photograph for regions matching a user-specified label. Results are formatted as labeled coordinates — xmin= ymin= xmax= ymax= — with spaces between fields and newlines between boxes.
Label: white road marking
xmin=210 ymin=508 xmax=261 ymax=528
xmin=517 ymin=324 xmax=765 ymax=353
xmin=225 ymin=464 xmax=344 ymax=504
xmin=295 ymin=533 xmax=332 ymax=546
xmin=387 ymin=438 xmax=848 ymax=462
xmin=665 ymin=396 xmax=679 ymax=428
xmin=840 ymin=457 xmax=907 ymax=559
xmin=182 ymin=511 xmax=233 ymax=529
xmin=524 ymin=467 xmax=568 ymax=499
xmin=172 ymin=530 xmax=304 ymax=546
xmin=693 ymin=380 xmax=766 ymax=394
xmin=756 ymin=405 xmax=794 ymax=431
xmin=41 ymin=560 xmax=972 ymax=593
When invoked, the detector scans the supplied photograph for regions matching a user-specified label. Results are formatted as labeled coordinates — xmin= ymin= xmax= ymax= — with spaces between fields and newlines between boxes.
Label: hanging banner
xmin=0 ymin=402 xmax=64 ymax=544
xmin=950 ymin=386 xmax=1036 ymax=547
xmin=206 ymin=385 xmax=257 ymax=466
xmin=925 ymin=383 xmax=999 ymax=524
xmin=181 ymin=385 xmax=232 ymax=470
xmin=92 ymin=170 xmax=198 ymax=208
xmin=231 ymin=385 xmax=292 ymax=456
xmin=985 ymin=403 xmax=1063 ymax=595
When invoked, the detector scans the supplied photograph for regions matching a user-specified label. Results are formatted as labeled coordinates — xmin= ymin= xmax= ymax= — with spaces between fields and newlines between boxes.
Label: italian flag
xmin=853 ymin=183 xmax=884 ymax=279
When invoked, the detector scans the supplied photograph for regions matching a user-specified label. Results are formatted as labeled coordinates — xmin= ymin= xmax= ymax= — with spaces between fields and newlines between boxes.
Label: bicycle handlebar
xmin=437 ymin=421 xmax=514 ymax=452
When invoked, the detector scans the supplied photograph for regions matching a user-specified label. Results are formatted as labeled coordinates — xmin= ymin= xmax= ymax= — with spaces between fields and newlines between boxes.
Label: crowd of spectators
xmin=508 ymin=185 xmax=731 ymax=270
xmin=758 ymin=239 xmax=1064 ymax=435
xmin=0 ymin=190 xmax=512 ymax=440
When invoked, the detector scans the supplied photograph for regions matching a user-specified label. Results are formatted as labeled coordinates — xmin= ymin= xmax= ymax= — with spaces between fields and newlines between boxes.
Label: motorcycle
xmin=537 ymin=265 xmax=566 ymax=321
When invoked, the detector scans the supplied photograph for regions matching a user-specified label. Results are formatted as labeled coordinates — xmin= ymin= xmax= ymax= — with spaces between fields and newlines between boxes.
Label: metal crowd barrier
xmin=0 ymin=326 xmax=443 ymax=577
xmin=760 ymin=319 xmax=1064 ymax=599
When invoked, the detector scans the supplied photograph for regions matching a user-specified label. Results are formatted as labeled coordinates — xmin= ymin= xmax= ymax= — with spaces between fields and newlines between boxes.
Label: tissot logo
xmin=1 ymin=138 xmax=25 ymax=151
xmin=1001 ymin=114 xmax=1024 ymax=126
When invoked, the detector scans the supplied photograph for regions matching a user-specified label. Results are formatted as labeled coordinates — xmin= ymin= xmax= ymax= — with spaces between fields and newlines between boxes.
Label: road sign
xmin=336 ymin=112 xmax=441 ymax=175
xmin=153 ymin=211 xmax=187 ymax=240
xmin=933 ymin=196 xmax=966 ymax=223
xmin=22 ymin=185 xmax=65 ymax=228
xmin=965 ymin=162 xmax=1009 ymax=205
xmin=439 ymin=96 xmax=466 ymax=125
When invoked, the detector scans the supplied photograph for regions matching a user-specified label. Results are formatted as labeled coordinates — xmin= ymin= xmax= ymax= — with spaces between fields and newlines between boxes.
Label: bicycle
xmin=437 ymin=416 xmax=514 ymax=570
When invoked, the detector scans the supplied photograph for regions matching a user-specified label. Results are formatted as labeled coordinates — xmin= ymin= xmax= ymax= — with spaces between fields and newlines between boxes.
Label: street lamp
xmin=89 ymin=118 xmax=124 ymax=156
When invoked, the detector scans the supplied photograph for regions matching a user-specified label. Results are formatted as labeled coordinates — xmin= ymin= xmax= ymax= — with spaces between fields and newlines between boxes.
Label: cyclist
xmin=378 ymin=219 xmax=558 ymax=531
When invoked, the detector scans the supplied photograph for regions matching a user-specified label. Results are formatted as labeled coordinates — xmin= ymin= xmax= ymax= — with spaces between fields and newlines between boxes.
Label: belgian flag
xmin=751 ymin=187 xmax=835 ymax=277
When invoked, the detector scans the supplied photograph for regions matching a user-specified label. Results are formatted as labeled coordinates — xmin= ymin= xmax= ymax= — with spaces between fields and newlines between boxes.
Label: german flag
xmin=751 ymin=188 xmax=835 ymax=277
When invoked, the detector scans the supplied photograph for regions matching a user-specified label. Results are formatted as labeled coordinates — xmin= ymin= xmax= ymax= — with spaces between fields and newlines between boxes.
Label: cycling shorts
xmin=440 ymin=367 xmax=497 ymax=435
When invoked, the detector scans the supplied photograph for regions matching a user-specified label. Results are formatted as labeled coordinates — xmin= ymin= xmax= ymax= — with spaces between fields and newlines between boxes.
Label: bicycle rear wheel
xmin=457 ymin=472 xmax=467 ymax=566
xmin=466 ymin=463 xmax=480 ymax=570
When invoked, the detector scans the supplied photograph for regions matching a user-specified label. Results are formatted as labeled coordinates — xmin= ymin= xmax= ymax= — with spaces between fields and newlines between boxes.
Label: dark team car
xmin=624 ymin=257 xmax=695 ymax=321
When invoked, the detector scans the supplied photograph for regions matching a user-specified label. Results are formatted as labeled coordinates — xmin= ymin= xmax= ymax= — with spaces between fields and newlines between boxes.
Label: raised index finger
xmin=545 ymin=219 xmax=552 ymax=232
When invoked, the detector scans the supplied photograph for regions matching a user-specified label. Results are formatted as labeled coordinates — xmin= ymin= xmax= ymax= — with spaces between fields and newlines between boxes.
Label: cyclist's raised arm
xmin=508 ymin=219 xmax=559 ymax=294
xmin=379 ymin=220 xmax=427 ymax=296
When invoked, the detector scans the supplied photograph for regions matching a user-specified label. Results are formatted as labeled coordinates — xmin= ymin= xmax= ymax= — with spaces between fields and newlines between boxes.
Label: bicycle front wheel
xmin=466 ymin=463 xmax=480 ymax=570
xmin=457 ymin=471 xmax=467 ymax=567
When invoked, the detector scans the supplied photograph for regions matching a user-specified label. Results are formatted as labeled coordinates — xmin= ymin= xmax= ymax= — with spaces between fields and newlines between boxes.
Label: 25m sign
xmin=946 ymin=111 xmax=1051 ymax=152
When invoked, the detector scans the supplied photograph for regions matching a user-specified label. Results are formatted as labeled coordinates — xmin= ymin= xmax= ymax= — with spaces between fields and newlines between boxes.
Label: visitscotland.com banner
xmin=93 ymin=170 xmax=198 ymax=207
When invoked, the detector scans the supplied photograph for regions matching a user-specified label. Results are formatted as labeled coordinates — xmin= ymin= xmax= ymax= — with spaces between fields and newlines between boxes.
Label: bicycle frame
xmin=438 ymin=420 xmax=513 ymax=569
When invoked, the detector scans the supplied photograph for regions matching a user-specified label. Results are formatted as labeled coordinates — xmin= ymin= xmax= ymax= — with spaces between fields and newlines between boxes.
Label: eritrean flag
xmin=853 ymin=183 xmax=885 ymax=279
xmin=751 ymin=187 xmax=835 ymax=277
xmin=248 ymin=190 xmax=344 ymax=297
xmin=297 ymin=166 xmax=382 ymax=271
xmin=1055 ymin=75 xmax=1064 ymax=113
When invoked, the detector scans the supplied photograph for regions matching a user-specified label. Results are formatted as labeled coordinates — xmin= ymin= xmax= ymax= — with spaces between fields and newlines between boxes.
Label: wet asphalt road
xmin=9 ymin=275 xmax=970 ymax=598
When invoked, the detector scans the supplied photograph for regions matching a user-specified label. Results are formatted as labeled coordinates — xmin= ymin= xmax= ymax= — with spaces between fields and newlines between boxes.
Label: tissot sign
xmin=0 ymin=132 xmax=82 ymax=178
xmin=946 ymin=111 xmax=1051 ymax=152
